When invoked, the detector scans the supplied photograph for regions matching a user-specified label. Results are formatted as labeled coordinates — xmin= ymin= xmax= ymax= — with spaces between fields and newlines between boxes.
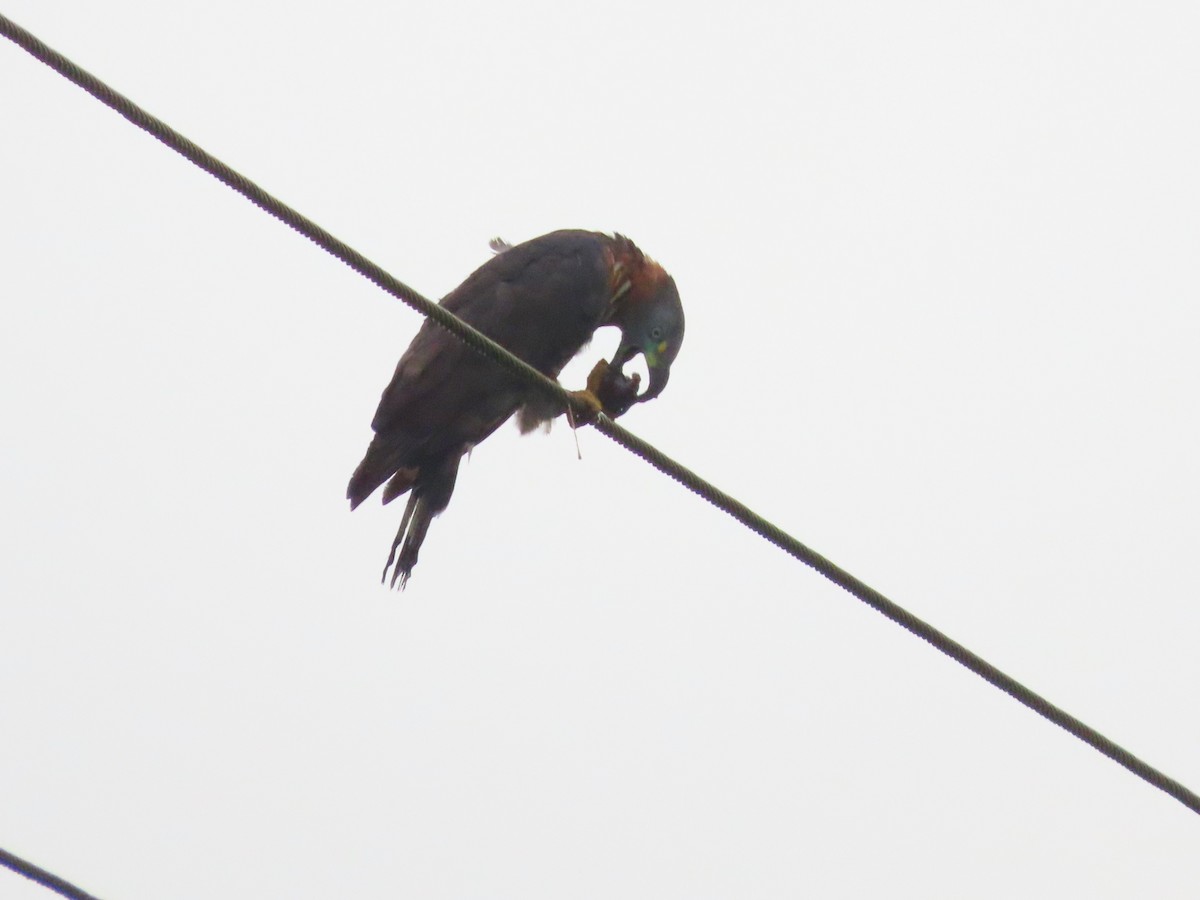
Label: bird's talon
xmin=566 ymin=388 xmax=605 ymax=427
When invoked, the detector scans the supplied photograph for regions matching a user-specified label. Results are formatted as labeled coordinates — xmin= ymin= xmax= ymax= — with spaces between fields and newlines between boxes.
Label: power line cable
xmin=0 ymin=846 xmax=102 ymax=900
xmin=593 ymin=420 xmax=1200 ymax=812
xmin=3 ymin=6 xmax=1198 ymax=856
xmin=0 ymin=13 xmax=566 ymax=414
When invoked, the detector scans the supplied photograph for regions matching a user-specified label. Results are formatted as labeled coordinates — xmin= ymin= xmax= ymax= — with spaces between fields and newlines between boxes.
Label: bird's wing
xmin=369 ymin=230 xmax=612 ymax=440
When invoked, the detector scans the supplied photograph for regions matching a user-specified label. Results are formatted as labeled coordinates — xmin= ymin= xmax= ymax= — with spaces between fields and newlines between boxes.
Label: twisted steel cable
xmin=0 ymin=846 xmax=102 ymax=900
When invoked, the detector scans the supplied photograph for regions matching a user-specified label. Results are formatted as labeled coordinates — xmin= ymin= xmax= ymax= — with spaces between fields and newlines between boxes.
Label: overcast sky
xmin=3 ymin=2 xmax=1199 ymax=898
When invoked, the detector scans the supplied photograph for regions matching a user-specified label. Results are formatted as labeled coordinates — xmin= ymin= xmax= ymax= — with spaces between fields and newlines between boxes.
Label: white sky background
xmin=2 ymin=1 xmax=1199 ymax=897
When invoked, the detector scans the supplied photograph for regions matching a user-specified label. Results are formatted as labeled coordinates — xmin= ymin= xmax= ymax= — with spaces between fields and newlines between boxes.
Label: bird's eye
xmin=650 ymin=327 xmax=663 ymax=340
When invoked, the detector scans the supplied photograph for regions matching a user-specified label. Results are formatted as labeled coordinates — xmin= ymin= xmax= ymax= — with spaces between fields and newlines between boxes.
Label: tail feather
xmin=347 ymin=435 xmax=410 ymax=510
xmin=383 ymin=493 xmax=423 ymax=589
xmin=381 ymin=467 xmax=419 ymax=505
xmin=378 ymin=451 xmax=463 ymax=589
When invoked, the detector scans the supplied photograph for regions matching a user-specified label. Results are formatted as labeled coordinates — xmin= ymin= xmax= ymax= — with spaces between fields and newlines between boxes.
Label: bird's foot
xmin=565 ymin=387 xmax=605 ymax=428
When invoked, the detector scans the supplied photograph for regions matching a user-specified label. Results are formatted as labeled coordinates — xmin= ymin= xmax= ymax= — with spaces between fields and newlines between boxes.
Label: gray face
xmin=611 ymin=276 xmax=685 ymax=402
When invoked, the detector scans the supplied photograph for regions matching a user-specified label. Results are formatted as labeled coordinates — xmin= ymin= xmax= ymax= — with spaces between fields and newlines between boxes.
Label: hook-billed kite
xmin=347 ymin=229 xmax=685 ymax=587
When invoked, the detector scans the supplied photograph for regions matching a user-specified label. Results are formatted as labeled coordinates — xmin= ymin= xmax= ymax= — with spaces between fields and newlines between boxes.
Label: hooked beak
xmin=641 ymin=365 xmax=670 ymax=402
xmin=609 ymin=342 xmax=670 ymax=404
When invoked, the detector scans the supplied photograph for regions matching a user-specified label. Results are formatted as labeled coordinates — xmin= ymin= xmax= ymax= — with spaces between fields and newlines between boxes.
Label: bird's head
xmin=607 ymin=236 xmax=685 ymax=403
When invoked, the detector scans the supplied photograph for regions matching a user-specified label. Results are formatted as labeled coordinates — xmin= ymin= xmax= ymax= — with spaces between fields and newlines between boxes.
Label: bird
xmin=347 ymin=229 xmax=685 ymax=588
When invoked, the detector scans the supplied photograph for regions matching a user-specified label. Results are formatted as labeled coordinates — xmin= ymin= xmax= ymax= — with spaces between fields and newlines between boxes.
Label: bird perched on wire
xmin=347 ymin=229 xmax=685 ymax=588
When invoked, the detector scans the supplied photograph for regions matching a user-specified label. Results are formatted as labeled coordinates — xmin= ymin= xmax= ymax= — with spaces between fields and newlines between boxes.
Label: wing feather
xmin=370 ymin=230 xmax=611 ymax=438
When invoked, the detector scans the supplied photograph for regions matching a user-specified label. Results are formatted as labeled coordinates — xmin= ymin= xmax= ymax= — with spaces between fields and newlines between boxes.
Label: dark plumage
xmin=348 ymin=229 xmax=684 ymax=587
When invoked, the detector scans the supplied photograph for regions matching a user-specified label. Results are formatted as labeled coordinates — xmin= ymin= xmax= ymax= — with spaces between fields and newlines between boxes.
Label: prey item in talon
xmin=587 ymin=358 xmax=642 ymax=419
